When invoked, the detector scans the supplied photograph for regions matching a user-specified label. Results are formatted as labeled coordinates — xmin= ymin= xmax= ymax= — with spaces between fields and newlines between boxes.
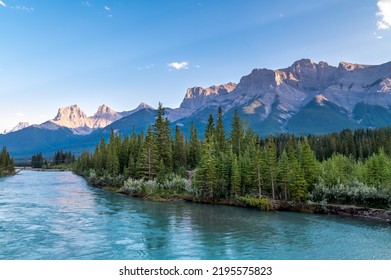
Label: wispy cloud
xmin=167 ymin=61 xmax=189 ymax=70
xmin=82 ymin=1 xmax=91 ymax=8
xmin=103 ymin=5 xmax=112 ymax=17
xmin=11 ymin=5 xmax=34 ymax=12
xmin=0 ymin=1 xmax=34 ymax=12
xmin=377 ymin=0 xmax=391 ymax=30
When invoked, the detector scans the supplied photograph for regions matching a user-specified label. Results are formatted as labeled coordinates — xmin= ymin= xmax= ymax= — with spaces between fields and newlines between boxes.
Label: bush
xmin=311 ymin=181 xmax=391 ymax=208
xmin=240 ymin=197 xmax=271 ymax=210
xmin=161 ymin=175 xmax=192 ymax=194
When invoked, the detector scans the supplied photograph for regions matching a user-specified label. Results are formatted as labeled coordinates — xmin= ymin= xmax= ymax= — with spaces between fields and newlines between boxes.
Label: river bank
xmin=83 ymin=174 xmax=391 ymax=224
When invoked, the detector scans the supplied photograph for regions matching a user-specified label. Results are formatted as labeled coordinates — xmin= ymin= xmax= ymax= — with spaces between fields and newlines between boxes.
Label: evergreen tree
xmin=287 ymin=139 xmax=307 ymax=202
xmin=173 ymin=125 xmax=187 ymax=174
xmin=137 ymin=126 xmax=159 ymax=180
xmin=194 ymin=141 xmax=217 ymax=200
xmin=204 ymin=113 xmax=215 ymax=143
xmin=278 ymin=150 xmax=290 ymax=200
xmin=230 ymin=110 xmax=244 ymax=156
xmin=0 ymin=146 xmax=14 ymax=176
xmin=300 ymin=138 xmax=320 ymax=191
xmin=31 ymin=152 xmax=44 ymax=168
xmin=188 ymin=122 xmax=201 ymax=169
xmin=215 ymin=107 xmax=226 ymax=153
xmin=231 ymin=155 xmax=241 ymax=197
xmin=153 ymin=103 xmax=173 ymax=173
xmin=266 ymin=135 xmax=277 ymax=199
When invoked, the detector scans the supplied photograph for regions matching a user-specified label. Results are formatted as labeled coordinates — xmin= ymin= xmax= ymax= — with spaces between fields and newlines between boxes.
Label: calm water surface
xmin=0 ymin=170 xmax=390 ymax=260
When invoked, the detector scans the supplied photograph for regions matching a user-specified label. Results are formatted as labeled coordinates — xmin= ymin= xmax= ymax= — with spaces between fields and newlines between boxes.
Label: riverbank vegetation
xmin=0 ymin=146 xmax=15 ymax=177
xmin=74 ymin=103 xmax=391 ymax=209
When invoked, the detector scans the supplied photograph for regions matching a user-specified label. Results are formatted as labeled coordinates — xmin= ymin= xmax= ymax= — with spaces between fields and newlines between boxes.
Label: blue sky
xmin=0 ymin=0 xmax=390 ymax=131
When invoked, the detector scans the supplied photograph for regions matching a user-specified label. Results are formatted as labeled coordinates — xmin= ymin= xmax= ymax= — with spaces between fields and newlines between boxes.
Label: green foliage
xmin=240 ymin=197 xmax=271 ymax=210
xmin=230 ymin=155 xmax=241 ymax=197
xmin=121 ymin=175 xmax=192 ymax=197
xmin=230 ymin=110 xmax=244 ymax=156
xmin=194 ymin=141 xmax=217 ymax=200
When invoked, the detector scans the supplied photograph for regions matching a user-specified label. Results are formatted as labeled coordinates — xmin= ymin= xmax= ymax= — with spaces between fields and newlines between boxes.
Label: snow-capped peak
xmin=2 ymin=122 xmax=30 ymax=134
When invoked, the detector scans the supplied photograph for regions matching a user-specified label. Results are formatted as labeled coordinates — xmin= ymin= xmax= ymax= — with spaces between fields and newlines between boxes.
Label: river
xmin=0 ymin=170 xmax=390 ymax=260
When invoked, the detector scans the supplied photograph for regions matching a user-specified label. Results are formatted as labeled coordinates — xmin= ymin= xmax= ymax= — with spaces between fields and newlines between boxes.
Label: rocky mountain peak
xmin=136 ymin=102 xmax=152 ymax=110
xmin=338 ymin=61 xmax=369 ymax=72
xmin=237 ymin=68 xmax=277 ymax=91
xmin=54 ymin=105 xmax=87 ymax=122
xmin=180 ymin=82 xmax=237 ymax=110
xmin=94 ymin=104 xmax=118 ymax=118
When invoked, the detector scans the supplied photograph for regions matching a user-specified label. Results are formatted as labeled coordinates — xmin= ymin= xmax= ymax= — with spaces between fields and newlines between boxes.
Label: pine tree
xmin=137 ymin=126 xmax=159 ymax=180
xmin=188 ymin=122 xmax=201 ymax=169
xmin=204 ymin=113 xmax=215 ymax=143
xmin=266 ymin=135 xmax=277 ymax=199
xmin=254 ymin=143 xmax=264 ymax=198
xmin=173 ymin=125 xmax=186 ymax=174
xmin=153 ymin=103 xmax=172 ymax=174
xmin=215 ymin=107 xmax=226 ymax=153
xmin=0 ymin=146 xmax=14 ymax=176
xmin=287 ymin=138 xmax=307 ymax=202
xmin=278 ymin=150 xmax=290 ymax=200
xmin=230 ymin=110 xmax=244 ymax=156
xmin=194 ymin=141 xmax=217 ymax=200
xmin=300 ymin=138 xmax=320 ymax=191
xmin=231 ymin=154 xmax=241 ymax=197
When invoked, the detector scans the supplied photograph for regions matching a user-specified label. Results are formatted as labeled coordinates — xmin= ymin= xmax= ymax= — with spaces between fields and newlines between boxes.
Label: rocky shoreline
xmin=271 ymin=200 xmax=391 ymax=223
xmin=182 ymin=197 xmax=391 ymax=224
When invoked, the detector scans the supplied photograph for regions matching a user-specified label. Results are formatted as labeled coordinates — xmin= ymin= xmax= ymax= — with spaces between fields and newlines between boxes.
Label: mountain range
xmin=1 ymin=58 xmax=391 ymax=159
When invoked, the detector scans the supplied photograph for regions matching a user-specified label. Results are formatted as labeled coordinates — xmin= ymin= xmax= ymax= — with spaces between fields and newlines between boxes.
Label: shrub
xmin=240 ymin=197 xmax=271 ymax=210
xmin=311 ymin=181 xmax=391 ymax=208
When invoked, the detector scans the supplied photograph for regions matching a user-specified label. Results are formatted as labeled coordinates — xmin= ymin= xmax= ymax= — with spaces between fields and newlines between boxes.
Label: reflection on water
xmin=0 ymin=170 xmax=390 ymax=260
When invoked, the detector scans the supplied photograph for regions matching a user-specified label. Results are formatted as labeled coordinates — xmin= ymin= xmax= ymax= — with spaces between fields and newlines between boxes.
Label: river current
xmin=0 ymin=171 xmax=390 ymax=260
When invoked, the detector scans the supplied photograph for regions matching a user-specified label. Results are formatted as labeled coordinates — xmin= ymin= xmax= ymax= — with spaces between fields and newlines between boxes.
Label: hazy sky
xmin=0 ymin=0 xmax=390 ymax=131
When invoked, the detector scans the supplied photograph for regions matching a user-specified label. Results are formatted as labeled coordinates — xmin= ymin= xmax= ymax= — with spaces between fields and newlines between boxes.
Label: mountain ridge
xmin=2 ymin=58 xmax=391 ymax=159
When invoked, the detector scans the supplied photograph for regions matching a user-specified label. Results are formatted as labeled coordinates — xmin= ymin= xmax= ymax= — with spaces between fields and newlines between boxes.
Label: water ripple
xmin=1 ymin=170 xmax=391 ymax=259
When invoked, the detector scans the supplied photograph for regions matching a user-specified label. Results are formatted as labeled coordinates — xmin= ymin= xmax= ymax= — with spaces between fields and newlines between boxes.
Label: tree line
xmin=74 ymin=103 xmax=391 ymax=208
xmin=31 ymin=150 xmax=75 ymax=168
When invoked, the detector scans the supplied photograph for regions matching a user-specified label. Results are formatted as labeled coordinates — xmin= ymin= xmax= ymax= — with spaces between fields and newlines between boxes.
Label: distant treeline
xmin=0 ymin=146 xmax=14 ymax=176
xmin=74 ymin=104 xmax=391 ymax=209
xmin=31 ymin=150 xmax=75 ymax=168
xmin=271 ymin=127 xmax=391 ymax=161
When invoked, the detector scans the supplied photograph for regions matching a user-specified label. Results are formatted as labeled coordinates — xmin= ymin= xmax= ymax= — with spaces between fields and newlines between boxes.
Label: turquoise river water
xmin=0 ymin=170 xmax=390 ymax=260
